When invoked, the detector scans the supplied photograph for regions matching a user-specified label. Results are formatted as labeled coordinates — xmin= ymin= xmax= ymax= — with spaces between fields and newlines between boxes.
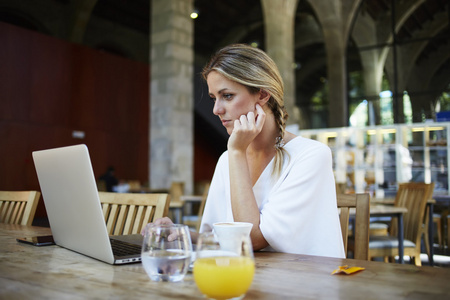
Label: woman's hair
xmin=202 ymin=44 xmax=289 ymax=177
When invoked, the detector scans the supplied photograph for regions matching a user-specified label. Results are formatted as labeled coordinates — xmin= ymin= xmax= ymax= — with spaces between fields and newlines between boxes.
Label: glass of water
xmin=141 ymin=224 xmax=193 ymax=282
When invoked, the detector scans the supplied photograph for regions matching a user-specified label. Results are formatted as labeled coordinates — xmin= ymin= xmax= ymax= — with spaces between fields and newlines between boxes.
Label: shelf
xmin=297 ymin=122 xmax=450 ymax=196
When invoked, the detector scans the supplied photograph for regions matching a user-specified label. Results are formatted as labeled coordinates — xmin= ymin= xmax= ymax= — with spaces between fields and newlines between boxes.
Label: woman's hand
xmin=228 ymin=104 xmax=266 ymax=151
xmin=141 ymin=217 xmax=174 ymax=235
xmin=153 ymin=217 xmax=174 ymax=226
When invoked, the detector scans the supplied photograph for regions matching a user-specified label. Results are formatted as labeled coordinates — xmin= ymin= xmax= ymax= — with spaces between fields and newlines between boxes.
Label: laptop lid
xmin=32 ymin=144 xmax=140 ymax=264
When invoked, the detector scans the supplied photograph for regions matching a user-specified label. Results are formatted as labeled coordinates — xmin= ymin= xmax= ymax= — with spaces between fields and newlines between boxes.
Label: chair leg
xmin=438 ymin=217 xmax=442 ymax=248
xmin=425 ymin=214 xmax=443 ymax=252
xmin=447 ymin=215 xmax=450 ymax=249
xmin=423 ymin=224 xmax=431 ymax=258
xmin=433 ymin=214 xmax=442 ymax=249
xmin=423 ymin=211 xmax=431 ymax=257
xmin=413 ymin=255 xmax=422 ymax=267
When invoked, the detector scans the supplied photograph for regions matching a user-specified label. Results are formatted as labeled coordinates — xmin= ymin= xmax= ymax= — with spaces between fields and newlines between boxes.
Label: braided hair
xmin=202 ymin=44 xmax=290 ymax=177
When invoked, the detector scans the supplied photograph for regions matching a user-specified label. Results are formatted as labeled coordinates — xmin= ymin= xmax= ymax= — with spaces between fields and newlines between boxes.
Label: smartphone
xmin=16 ymin=235 xmax=55 ymax=246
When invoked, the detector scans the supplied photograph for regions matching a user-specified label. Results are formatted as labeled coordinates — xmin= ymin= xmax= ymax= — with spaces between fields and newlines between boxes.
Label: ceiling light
xmin=190 ymin=10 xmax=199 ymax=19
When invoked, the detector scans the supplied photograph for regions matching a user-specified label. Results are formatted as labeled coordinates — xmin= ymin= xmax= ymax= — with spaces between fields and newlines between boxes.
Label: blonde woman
xmin=155 ymin=44 xmax=344 ymax=258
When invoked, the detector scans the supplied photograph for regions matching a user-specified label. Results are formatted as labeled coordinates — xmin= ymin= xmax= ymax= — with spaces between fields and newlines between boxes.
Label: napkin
xmin=331 ymin=265 xmax=365 ymax=275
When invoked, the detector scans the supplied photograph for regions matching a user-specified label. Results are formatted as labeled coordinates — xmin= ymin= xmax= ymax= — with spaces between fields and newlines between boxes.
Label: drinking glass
xmin=193 ymin=231 xmax=255 ymax=300
xmin=141 ymin=224 xmax=192 ymax=282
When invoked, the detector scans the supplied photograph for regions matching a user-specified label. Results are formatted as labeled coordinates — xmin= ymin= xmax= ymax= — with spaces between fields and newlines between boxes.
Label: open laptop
xmin=32 ymin=144 xmax=143 ymax=264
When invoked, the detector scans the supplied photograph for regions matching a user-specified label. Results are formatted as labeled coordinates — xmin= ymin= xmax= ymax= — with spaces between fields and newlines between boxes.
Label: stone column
xmin=308 ymin=0 xmax=361 ymax=128
xmin=150 ymin=0 xmax=194 ymax=194
xmin=352 ymin=11 xmax=385 ymax=125
xmin=261 ymin=0 xmax=299 ymax=126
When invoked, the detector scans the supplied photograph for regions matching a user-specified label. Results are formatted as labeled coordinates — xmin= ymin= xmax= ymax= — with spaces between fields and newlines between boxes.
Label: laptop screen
xmin=33 ymin=144 xmax=116 ymax=264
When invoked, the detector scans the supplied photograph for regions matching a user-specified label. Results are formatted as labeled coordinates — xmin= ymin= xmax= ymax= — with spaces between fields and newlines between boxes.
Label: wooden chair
xmin=0 ymin=191 xmax=41 ymax=226
xmin=168 ymin=181 xmax=185 ymax=222
xmin=98 ymin=192 xmax=169 ymax=236
xmin=126 ymin=180 xmax=141 ymax=190
xmin=368 ymin=182 xmax=434 ymax=266
xmin=97 ymin=180 xmax=107 ymax=192
xmin=182 ymin=182 xmax=210 ymax=232
xmin=337 ymin=193 xmax=370 ymax=260
xmin=169 ymin=182 xmax=184 ymax=204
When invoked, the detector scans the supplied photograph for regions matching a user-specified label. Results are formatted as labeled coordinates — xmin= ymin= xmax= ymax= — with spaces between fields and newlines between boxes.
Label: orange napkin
xmin=331 ymin=265 xmax=365 ymax=275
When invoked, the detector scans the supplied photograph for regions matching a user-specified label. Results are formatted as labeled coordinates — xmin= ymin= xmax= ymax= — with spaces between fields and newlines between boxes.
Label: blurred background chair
xmin=0 ymin=191 xmax=41 ymax=226
xmin=368 ymin=182 xmax=434 ymax=266
xmin=168 ymin=181 xmax=185 ymax=223
xmin=97 ymin=180 xmax=107 ymax=192
xmin=422 ymin=208 xmax=443 ymax=257
xmin=337 ymin=193 xmax=370 ymax=260
xmin=98 ymin=192 xmax=169 ymax=236
xmin=182 ymin=182 xmax=210 ymax=232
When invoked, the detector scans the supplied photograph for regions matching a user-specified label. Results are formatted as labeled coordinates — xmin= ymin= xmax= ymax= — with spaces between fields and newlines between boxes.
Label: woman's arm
xmin=227 ymin=104 xmax=269 ymax=250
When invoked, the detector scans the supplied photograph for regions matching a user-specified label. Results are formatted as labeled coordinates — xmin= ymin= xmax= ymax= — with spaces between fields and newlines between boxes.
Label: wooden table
xmin=1 ymin=224 xmax=449 ymax=299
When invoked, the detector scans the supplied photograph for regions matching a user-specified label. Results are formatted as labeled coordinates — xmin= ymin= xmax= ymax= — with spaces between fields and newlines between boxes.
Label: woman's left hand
xmin=228 ymin=104 xmax=266 ymax=151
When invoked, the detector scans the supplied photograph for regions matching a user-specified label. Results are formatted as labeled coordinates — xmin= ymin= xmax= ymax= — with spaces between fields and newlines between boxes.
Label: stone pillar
xmin=261 ymin=0 xmax=299 ymax=126
xmin=150 ymin=0 xmax=194 ymax=194
xmin=352 ymin=11 xmax=385 ymax=125
xmin=308 ymin=0 xmax=361 ymax=128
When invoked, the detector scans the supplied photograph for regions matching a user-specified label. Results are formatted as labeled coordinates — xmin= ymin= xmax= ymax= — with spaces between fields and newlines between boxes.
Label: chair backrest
xmin=98 ymin=192 xmax=169 ymax=235
xmin=390 ymin=182 xmax=434 ymax=245
xmin=0 ymin=191 xmax=41 ymax=226
xmin=169 ymin=181 xmax=185 ymax=204
xmin=195 ymin=182 xmax=211 ymax=232
xmin=97 ymin=180 xmax=107 ymax=192
xmin=337 ymin=193 xmax=370 ymax=260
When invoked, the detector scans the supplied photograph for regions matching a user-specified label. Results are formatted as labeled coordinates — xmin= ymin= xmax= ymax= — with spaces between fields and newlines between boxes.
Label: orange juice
xmin=193 ymin=256 xmax=254 ymax=300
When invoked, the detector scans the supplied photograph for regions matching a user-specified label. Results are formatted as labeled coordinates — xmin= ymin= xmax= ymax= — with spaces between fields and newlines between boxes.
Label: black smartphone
xmin=16 ymin=235 xmax=55 ymax=246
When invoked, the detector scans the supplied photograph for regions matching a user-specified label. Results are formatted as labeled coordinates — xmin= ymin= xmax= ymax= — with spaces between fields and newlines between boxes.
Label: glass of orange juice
xmin=193 ymin=231 xmax=254 ymax=300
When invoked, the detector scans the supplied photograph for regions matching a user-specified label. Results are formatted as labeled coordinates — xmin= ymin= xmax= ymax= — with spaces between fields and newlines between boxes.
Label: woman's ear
xmin=258 ymin=89 xmax=271 ymax=106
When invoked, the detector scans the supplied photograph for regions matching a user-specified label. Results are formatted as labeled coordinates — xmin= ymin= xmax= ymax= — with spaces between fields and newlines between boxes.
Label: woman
xmin=155 ymin=44 xmax=344 ymax=258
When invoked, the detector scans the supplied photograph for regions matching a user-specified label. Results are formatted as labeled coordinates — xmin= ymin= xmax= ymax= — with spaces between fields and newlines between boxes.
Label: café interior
xmin=1 ymin=0 xmax=450 ymax=298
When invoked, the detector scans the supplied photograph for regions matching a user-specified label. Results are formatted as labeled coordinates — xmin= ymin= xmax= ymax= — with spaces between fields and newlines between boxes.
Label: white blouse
xmin=199 ymin=136 xmax=345 ymax=258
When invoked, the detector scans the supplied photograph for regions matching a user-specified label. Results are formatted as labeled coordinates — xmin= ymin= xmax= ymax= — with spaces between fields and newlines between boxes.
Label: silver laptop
xmin=32 ymin=144 xmax=143 ymax=264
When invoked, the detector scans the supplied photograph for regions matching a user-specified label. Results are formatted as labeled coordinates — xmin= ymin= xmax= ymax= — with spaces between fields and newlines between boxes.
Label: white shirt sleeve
xmin=258 ymin=138 xmax=345 ymax=258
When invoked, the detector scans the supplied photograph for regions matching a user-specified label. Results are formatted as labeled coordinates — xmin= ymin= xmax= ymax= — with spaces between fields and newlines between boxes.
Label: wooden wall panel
xmin=0 ymin=22 xmax=149 ymax=220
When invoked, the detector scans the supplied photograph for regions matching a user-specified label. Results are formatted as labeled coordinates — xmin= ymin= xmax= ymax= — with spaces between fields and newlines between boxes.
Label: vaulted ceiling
xmin=1 ymin=0 xmax=449 ymax=126
xmin=89 ymin=0 xmax=449 ymax=103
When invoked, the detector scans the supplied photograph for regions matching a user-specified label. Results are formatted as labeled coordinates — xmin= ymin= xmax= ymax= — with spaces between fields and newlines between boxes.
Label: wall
xmin=0 ymin=22 xmax=150 ymax=219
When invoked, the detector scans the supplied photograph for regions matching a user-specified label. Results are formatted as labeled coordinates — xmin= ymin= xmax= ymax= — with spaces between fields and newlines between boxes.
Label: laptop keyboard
xmin=110 ymin=238 xmax=141 ymax=257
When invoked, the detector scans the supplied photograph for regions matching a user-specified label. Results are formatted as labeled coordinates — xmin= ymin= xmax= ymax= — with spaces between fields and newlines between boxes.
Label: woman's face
xmin=207 ymin=71 xmax=260 ymax=135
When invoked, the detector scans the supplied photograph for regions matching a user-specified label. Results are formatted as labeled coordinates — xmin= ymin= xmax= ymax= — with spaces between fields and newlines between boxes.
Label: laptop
xmin=32 ymin=144 xmax=143 ymax=264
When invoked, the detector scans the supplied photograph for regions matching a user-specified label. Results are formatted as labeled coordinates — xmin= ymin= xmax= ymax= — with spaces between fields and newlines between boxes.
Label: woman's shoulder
xmin=214 ymin=150 xmax=229 ymax=169
xmin=218 ymin=150 xmax=228 ymax=161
